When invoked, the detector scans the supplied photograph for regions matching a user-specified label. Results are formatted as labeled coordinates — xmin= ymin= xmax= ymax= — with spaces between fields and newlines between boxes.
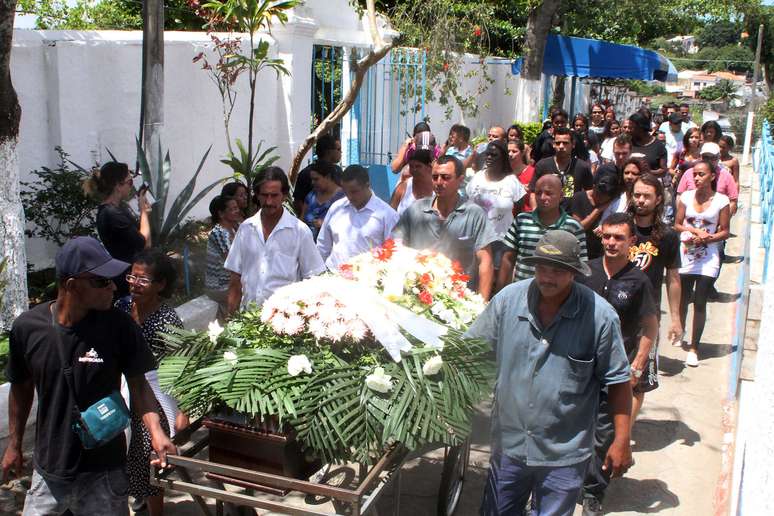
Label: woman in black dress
xmin=84 ymin=162 xmax=151 ymax=299
xmin=117 ymin=250 xmax=185 ymax=516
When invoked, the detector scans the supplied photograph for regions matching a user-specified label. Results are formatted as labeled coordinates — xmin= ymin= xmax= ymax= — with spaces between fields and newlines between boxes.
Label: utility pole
xmin=742 ymin=23 xmax=764 ymax=166
xmin=141 ymin=0 xmax=164 ymax=171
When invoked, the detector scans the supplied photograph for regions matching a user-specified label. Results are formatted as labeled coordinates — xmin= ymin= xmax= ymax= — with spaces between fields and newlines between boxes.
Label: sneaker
xmin=672 ymin=334 xmax=684 ymax=347
xmin=582 ymin=497 xmax=604 ymax=516
xmin=685 ymin=351 xmax=699 ymax=367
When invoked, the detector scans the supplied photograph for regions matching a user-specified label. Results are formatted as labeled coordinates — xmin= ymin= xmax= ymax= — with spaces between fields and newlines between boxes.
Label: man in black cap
xmin=2 ymin=236 xmax=175 ymax=515
xmin=467 ymin=230 xmax=633 ymax=516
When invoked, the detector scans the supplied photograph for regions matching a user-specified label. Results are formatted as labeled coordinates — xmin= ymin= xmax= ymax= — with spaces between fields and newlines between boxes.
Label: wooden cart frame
xmin=151 ymin=419 xmax=470 ymax=516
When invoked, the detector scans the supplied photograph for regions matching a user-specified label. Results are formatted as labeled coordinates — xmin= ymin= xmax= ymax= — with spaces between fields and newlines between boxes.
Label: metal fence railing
xmin=758 ymin=120 xmax=774 ymax=281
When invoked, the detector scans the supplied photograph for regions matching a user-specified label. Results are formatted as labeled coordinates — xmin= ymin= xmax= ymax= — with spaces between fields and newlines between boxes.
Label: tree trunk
xmin=0 ymin=0 xmax=29 ymax=330
xmin=551 ymin=75 xmax=566 ymax=110
xmin=288 ymin=0 xmax=393 ymax=185
xmin=521 ymin=0 xmax=561 ymax=81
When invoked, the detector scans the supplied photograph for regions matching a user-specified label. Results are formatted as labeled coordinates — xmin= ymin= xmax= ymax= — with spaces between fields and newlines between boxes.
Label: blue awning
xmin=512 ymin=34 xmax=678 ymax=82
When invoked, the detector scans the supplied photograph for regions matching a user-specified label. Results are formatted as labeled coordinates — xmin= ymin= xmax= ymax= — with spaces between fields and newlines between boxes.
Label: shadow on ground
xmin=632 ymin=419 xmax=701 ymax=452
xmin=604 ymin=477 xmax=680 ymax=513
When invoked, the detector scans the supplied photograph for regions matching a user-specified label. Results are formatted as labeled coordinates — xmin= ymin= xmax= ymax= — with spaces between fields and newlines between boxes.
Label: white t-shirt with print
xmin=678 ymin=189 xmax=729 ymax=278
xmin=465 ymin=171 xmax=526 ymax=238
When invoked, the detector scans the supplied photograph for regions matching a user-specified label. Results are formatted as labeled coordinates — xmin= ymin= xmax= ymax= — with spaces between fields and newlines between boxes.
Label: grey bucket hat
xmin=521 ymin=230 xmax=591 ymax=276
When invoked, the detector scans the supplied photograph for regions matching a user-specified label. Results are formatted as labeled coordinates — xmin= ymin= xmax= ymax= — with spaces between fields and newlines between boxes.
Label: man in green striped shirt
xmin=497 ymin=174 xmax=587 ymax=290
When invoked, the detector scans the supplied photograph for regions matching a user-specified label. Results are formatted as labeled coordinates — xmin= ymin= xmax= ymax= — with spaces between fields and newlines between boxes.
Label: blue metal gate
xmin=345 ymin=48 xmax=428 ymax=201
xmin=311 ymin=45 xmax=344 ymax=138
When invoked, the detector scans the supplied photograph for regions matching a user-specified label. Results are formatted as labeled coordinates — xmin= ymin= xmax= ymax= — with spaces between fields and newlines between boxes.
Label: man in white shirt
xmin=225 ymin=167 xmax=326 ymax=313
xmin=661 ymin=113 xmax=685 ymax=168
xmin=317 ymin=165 xmax=399 ymax=270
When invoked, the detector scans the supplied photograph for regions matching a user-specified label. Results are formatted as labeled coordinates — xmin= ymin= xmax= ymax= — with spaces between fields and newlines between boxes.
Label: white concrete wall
xmin=11 ymin=0 xmax=543 ymax=268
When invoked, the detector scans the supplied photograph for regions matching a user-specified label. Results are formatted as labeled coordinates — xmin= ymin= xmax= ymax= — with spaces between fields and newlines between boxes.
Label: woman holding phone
xmin=84 ymin=161 xmax=151 ymax=300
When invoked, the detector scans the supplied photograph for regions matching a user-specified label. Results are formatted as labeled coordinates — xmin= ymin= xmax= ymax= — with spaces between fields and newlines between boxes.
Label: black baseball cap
xmin=55 ymin=237 xmax=130 ymax=279
xmin=594 ymin=165 xmax=620 ymax=196
xmin=522 ymin=230 xmax=591 ymax=276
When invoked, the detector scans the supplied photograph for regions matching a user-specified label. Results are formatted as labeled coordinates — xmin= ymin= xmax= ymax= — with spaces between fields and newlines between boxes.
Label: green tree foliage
xmin=697 ymin=79 xmax=739 ymax=103
xmin=20 ymin=147 xmax=99 ymax=246
xmin=17 ymin=0 xmax=206 ymax=30
xmin=743 ymin=4 xmax=774 ymax=89
xmin=697 ymin=19 xmax=742 ymax=48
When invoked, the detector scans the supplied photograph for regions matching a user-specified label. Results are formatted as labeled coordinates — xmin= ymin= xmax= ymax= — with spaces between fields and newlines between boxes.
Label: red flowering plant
xmin=339 ymin=240 xmax=484 ymax=330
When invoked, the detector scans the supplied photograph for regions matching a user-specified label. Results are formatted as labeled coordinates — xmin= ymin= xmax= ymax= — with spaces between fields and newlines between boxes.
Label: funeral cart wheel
xmin=436 ymin=437 xmax=471 ymax=516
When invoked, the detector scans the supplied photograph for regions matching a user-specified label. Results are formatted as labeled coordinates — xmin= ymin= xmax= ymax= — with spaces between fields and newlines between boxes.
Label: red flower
xmin=473 ymin=26 xmax=482 ymax=37
xmin=451 ymin=260 xmax=464 ymax=274
xmin=339 ymin=263 xmax=354 ymax=279
xmin=419 ymin=290 xmax=433 ymax=305
xmin=373 ymin=239 xmax=396 ymax=261
xmin=443 ymin=62 xmax=449 ymax=72
xmin=452 ymin=273 xmax=470 ymax=284
xmin=420 ymin=273 xmax=432 ymax=286
xmin=416 ymin=253 xmax=430 ymax=265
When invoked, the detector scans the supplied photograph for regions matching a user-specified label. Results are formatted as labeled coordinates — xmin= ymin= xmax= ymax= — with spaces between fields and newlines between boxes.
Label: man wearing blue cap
xmin=1 ymin=236 xmax=175 ymax=515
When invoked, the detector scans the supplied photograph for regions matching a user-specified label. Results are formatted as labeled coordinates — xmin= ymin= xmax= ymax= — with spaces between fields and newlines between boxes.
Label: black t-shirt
xmin=630 ymin=225 xmax=680 ymax=305
xmin=96 ymin=204 xmax=143 ymax=297
xmin=568 ymin=191 xmax=603 ymax=260
xmin=579 ymin=258 xmax=657 ymax=356
xmin=6 ymin=302 xmax=155 ymax=480
xmin=632 ymin=139 xmax=667 ymax=173
xmin=292 ymin=161 xmax=343 ymax=205
xmin=531 ymin=157 xmax=593 ymax=201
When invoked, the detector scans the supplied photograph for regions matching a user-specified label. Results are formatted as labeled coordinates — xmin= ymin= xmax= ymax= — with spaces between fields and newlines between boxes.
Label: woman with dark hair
xmin=391 ymin=148 xmax=434 ymax=216
xmin=507 ymin=124 xmax=532 ymax=164
xmin=701 ymin=120 xmax=723 ymax=143
xmin=604 ymin=104 xmax=617 ymax=123
xmin=674 ymin=127 xmax=703 ymax=184
xmin=84 ymin=161 xmax=151 ymax=299
xmin=508 ymin=139 xmax=534 ymax=212
xmin=206 ymin=195 xmax=241 ymax=318
xmin=674 ymin=160 xmax=730 ymax=367
xmin=466 ymin=140 xmax=526 ymax=247
xmin=719 ymin=135 xmax=739 ymax=184
xmin=390 ymin=121 xmax=439 ymax=176
xmin=574 ymin=113 xmax=600 ymax=156
xmin=220 ymin=181 xmax=249 ymax=220
xmin=117 ymin=250 xmax=184 ymax=516
xmin=600 ymin=119 xmax=622 ymax=161
xmin=301 ymin=161 xmax=345 ymax=239
xmin=629 ymin=112 xmax=667 ymax=178
xmin=622 ymin=157 xmax=651 ymax=194
xmin=570 ymin=164 xmax=622 ymax=259
xmin=589 ymin=103 xmax=606 ymax=134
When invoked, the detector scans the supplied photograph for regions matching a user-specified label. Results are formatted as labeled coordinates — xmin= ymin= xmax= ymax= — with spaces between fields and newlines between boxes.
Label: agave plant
xmin=220 ymin=138 xmax=279 ymax=212
xmin=136 ymin=138 xmax=225 ymax=247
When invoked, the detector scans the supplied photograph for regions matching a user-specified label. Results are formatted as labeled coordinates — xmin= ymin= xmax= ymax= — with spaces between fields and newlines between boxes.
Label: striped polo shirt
xmin=503 ymin=210 xmax=587 ymax=281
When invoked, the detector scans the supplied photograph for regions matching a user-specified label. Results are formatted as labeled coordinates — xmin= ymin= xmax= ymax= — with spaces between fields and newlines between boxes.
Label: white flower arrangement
xmin=339 ymin=240 xmax=484 ymax=329
xmin=222 ymin=350 xmax=238 ymax=365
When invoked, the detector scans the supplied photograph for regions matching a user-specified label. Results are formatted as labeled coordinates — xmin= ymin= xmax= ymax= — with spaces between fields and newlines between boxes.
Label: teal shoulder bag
xmin=53 ymin=308 xmax=130 ymax=450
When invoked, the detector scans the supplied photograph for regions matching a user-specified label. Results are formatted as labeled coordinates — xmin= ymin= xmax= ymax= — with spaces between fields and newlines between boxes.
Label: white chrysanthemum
xmin=308 ymin=318 xmax=328 ymax=340
xmin=287 ymin=354 xmax=312 ymax=376
xmin=365 ymin=367 xmax=393 ymax=393
xmin=270 ymin=315 xmax=290 ymax=334
xmin=327 ymin=321 xmax=348 ymax=342
xmin=347 ymin=320 xmax=368 ymax=341
xmin=283 ymin=315 xmax=305 ymax=335
xmin=422 ymin=355 xmax=443 ymax=376
xmin=208 ymin=320 xmax=225 ymax=344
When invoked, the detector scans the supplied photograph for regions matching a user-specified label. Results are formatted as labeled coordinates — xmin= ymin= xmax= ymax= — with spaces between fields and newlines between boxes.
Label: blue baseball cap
xmin=55 ymin=237 xmax=130 ymax=279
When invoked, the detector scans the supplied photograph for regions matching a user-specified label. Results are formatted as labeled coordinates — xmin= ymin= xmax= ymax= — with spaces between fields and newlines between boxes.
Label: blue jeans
xmin=480 ymin=452 xmax=589 ymax=516
xmin=22 ymin=468 xmax=129 ymax=516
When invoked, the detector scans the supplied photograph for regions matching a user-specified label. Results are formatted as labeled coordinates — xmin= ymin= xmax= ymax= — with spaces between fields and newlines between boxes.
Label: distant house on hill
xmin=673 ymin=70 xmax=746 ymax=98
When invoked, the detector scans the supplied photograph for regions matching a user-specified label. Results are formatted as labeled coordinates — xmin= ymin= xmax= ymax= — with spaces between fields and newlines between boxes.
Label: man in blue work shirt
xmin=466 ymin=230 xmax=633 ymax=516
